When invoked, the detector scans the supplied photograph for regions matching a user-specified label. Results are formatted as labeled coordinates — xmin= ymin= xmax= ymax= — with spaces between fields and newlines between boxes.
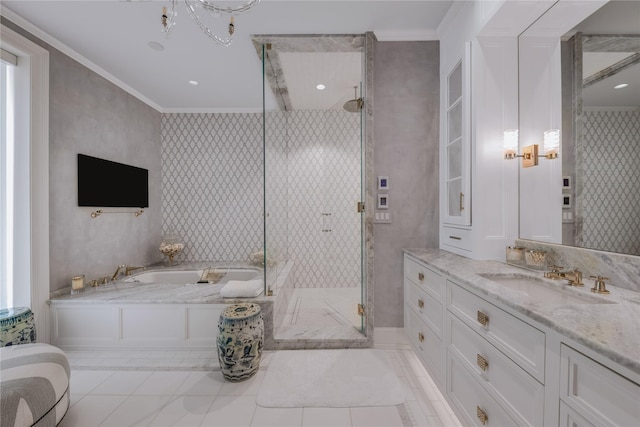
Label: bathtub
xmin=48 ymin=265 xmax=273 ymax=352
xmin=123 ymin=267 xmax=261 ymax=285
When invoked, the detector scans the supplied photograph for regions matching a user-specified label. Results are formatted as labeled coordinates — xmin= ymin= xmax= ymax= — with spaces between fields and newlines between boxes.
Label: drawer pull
xmin=476 ymin=406 xmax=488 ymax=425
xmin=418 ymin=272 xmax=425 ymax=282
xmin=449 ymin=235 xmax=462 ymax=240
xmin=477 ymin=310 xmax=489 ymax=327
xmin=418 ymin=298 xmax=424 ymax=309
xmin=418 ymin=332 xmax=425 ymax=342
xmin=477 ymin=354 xmax=489 ymax=371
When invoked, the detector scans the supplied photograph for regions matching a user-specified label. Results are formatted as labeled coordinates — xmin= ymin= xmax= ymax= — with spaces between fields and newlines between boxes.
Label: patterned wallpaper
xmin=161 ymin=111 xmax=362 ymax=288
xmin=270 ymin=111 xmax=362 ymax=288
xmin=582 ymin=110 xmax=640 ymax=255
xmin=161 ymin=113 xmax=264 ymax=262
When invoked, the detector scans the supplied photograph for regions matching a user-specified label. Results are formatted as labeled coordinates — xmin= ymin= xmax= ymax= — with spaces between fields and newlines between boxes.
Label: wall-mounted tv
xmin=78 ymin=154 xmax=149 ymax=208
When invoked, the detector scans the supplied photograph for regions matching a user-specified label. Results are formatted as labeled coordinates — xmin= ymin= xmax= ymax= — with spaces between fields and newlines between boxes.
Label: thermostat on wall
xmin=377 ymin=194 xmax=389 ymax=209
xmin=378 ymin=176 xmax=389 ymax=190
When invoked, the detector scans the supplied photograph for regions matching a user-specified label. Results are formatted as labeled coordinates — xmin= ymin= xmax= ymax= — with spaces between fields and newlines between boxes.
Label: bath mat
xmin=256 ymin=349 xmax=404 ymax=408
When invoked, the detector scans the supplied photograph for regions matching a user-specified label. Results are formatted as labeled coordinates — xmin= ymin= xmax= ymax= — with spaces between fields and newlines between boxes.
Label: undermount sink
xmin=479 ymin=273 xmax=615 ymax=305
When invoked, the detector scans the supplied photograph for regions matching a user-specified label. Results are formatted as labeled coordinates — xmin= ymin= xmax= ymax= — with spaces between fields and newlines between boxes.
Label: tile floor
xmin=60 ymin=329 xmax=462 ymax=427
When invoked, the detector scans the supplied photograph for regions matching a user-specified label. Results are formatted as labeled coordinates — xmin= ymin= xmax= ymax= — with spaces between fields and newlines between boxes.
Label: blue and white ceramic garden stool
xmin=217 ymin=303 xmax=263 ymax=381
xmin=0 ymin=307 xmax=36 ymax=347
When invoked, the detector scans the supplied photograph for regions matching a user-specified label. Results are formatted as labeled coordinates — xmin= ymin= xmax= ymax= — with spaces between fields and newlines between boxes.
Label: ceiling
xmin=1 ymin=0 xmax=453 ymax=112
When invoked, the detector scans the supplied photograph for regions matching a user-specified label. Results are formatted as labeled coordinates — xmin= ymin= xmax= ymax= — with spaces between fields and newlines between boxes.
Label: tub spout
xmin=125 ymin=265 xmax=145 ymax=276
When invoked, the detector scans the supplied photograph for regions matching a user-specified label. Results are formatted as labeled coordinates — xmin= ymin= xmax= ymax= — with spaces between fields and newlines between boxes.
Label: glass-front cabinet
xmin=443 ymin=45 xmax=471 ymax=226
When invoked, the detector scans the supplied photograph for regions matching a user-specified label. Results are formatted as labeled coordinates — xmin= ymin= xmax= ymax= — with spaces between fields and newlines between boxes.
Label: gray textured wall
xmin=373 ymin=41 xmax=440 ymax=327
xmin=49 ymin=51 xmax=162 ymax=291
xmin=2 ymin=18 xmax=163 ymax=292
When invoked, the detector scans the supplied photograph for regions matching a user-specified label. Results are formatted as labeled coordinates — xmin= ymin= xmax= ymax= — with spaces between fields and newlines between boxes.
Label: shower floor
xmin=275 ymin=287 xmax=364 ymax=342
xmin=282 ymin=287 xmax=361 ymax=327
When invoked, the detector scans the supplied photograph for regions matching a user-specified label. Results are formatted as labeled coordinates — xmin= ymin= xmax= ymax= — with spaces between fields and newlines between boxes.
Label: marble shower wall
xmin=580 ymin=110 xmax=640 ymax=255
xmin=271 ymin=110 xmax=362 ymax=289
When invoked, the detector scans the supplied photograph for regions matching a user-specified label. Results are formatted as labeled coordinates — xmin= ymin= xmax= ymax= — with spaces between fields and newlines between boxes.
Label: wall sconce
xmin=543 ymin=129 xmax=560 ymax=159
xmin=503 ymin=129 xmax=559 ymax=168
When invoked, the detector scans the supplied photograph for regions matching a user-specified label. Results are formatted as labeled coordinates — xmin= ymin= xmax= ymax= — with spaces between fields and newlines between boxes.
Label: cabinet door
xmin=443 ymin=42 xmax=471 ymax=226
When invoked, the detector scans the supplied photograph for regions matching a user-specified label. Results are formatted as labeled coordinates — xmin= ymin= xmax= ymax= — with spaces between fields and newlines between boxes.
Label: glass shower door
xmin=260 ymin=38 xmax=366 ymax=337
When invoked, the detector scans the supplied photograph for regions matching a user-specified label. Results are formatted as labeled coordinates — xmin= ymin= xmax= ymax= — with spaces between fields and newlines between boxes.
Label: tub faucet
xmin=125 ymin=265 xmax=145 ymax=276
xmin=111 ymin=264 xmax=127 ymax=281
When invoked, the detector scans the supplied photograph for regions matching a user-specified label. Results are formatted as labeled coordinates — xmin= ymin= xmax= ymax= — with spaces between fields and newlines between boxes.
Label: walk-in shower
xmin=254 ymin=35 xmax=370 ymax=344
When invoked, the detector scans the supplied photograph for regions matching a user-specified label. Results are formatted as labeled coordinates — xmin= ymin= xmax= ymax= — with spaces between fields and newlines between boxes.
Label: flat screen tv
xmin=78 ymin=154 xmax=149 ymax=208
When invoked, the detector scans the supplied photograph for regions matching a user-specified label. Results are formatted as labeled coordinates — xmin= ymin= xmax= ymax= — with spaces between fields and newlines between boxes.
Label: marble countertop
xmin=404 ymin=248 xmax=640 ymax=377
xmin=48 ymin=262 xmax=271 ymax=305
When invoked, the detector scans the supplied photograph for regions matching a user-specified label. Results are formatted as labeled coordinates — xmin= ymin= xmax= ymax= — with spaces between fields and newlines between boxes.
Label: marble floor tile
xmin=57 ymin=329 xmax=461 ymax=427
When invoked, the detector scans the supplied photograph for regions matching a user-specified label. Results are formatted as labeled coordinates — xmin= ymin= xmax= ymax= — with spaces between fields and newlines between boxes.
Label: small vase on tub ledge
xmin=159 ymin=233 xmax=184 ymax=264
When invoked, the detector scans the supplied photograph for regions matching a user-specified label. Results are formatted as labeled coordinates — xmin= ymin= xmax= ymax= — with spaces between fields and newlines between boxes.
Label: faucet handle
xmin=544 ymin=265 xmax=563 ymax=279
xmin=589 ymin=275 xmax=610 ymax=294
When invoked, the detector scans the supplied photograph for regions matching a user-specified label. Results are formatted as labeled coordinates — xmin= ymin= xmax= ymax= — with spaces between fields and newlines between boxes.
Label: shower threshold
xmin=272 ymin=287 xmax=370 ymax=349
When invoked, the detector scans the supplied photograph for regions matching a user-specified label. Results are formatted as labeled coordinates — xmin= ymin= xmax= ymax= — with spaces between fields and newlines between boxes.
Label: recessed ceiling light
xmin=148 ymin=41 xmax=165 ymax=51
xmin=316 ymin=84 xmax=326 ymax=90
xmin=614 ymin=83 xmax=629 ymax=89
xmin=188 ymin=80 xmax=199 ymax=86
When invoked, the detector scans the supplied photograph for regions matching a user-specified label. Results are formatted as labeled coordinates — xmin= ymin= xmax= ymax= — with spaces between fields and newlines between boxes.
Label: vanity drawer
xmin=560 ymin=344 xmax=640 ymax=426
xmin=406 ymin=281 xmax=443 ymax=337
xmin=447 ymin=280 xmax=546 ymax=383
xmin=448 ymin=314 xmax=544 ymax=426
xmin=448 ymin=351 xmax=518 ymax=427
xmin=441 ymin=225 xmax=472 ymax=252
xmin=559 ymin=402 xmax=595 ymax=427
xmin=406 ymin=305 xmax=444 ymax=385
xmin=404 ymin=256 xmax=444 ymax=301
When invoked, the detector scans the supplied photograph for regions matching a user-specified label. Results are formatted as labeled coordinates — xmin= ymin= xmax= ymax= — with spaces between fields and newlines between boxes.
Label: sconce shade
xmin=503 ymin=129 xmax=519 ymax=159
xmin=544 ymin=129 xmax=560 ymax=158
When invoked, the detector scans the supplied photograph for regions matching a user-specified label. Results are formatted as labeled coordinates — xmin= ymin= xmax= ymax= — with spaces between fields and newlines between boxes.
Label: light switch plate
xmin=374 ymin=212 xmax=391 ymax=224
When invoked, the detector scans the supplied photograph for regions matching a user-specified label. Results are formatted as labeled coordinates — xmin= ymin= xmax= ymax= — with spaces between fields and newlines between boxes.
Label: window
xmin=1 ymin=51 xmax=17 ymax=307
xmin=0 ymin=25 xmax=50 ymax=341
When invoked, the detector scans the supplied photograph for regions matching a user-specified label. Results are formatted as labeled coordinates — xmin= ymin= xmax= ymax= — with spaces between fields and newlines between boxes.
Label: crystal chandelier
xmin=161 ymin=0 xmax=260 ymax=47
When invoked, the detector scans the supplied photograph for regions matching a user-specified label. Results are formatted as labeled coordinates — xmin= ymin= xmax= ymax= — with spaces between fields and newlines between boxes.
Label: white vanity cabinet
xmin=559 ymin=345 xmax=640 ymax=426
xmin=442 ymin=48 xmax=471 ymax=229
xmin=402 ymin=252 xmax=640 ymax=427
xmin=446 ymin=280 xmax=545 ymax=426
xmin=403 ymin=255 xmax=446 ymax=386
xmin=439 ymin=34 xmax=519 ymax=261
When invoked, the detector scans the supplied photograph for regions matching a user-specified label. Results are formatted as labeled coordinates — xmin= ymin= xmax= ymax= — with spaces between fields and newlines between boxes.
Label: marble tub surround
xmin=515 ymin=239 xmax=640 ymax=293
xmin=404 ymin=248 xmax=640 ymax=377
xmin=50 ymin=262 xmax=263 ymax=299
xmin=48 ymin=262 xmax=372 ymax=351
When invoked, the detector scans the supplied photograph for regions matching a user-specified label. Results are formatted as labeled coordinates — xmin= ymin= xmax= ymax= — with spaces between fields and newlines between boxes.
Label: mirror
xmin=518 ymin=0 xmax=640 ymax=256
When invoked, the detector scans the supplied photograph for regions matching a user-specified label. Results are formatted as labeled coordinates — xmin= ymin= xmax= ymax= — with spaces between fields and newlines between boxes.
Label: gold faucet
xmin=111 ymin=264 xmax=127 ymax=281
xmin=544 ymin=266 xmax=584 ymax=287
xmin=125 ymin=265 xmax=145 ymax=276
